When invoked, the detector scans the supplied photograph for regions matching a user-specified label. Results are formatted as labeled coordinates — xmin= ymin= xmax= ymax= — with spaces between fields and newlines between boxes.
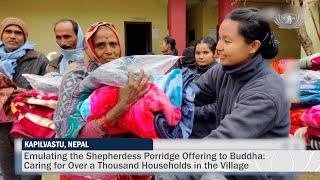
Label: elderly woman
xmin=54 ymin=22 xmax=152 ymax=179
xmin=54 ymin=22 xmax=150 ymax=139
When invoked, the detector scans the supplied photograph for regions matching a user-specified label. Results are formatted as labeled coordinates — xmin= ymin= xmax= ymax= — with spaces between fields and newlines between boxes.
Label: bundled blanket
xmin=154 ymin=68 xmax=200 ymax=139
xmin=302 ymin=104 xmax=320 ymax=129
xmin=80 ymin=69 xmax=183 ymax=138
xmin=0 ymin=71 xmax=17 ymax=123
xmin=10 ymin=90 xmax=58 ymax=138
xmin=80 ymin=83 xmax=181 ymax=138
xmin=290 ymin=108 xmax=307 ymax=126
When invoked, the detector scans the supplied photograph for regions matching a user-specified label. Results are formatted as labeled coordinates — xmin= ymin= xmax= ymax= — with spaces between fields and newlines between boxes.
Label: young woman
xmin=160 ymin=36 xmax=178 ymax=56
xmin=158 ymin=7 xmax=293 ymax=180
xmin=190 ymin=36 xmax=218 ymax=138
xmin=160 ymin=36 xmax=180 ymax=72
xmin=194 ymin=36 xmax=217 ymax=74
xmin=196 ymin=8 xmax=290 ymax=139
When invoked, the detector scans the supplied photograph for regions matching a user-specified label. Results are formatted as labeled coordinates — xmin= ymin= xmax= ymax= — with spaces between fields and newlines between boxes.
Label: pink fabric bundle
xmin=84 ymin=83 xmax=181 ymax=138
xmin=10 ymin=90 xmax=58 ymax=138
xmin=302 ymin=105 xmax=320 ymax=129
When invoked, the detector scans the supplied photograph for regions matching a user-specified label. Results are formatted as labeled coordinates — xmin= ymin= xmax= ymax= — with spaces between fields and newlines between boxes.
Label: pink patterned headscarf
xmin=85 ymin=22 xmax=121 ymax=63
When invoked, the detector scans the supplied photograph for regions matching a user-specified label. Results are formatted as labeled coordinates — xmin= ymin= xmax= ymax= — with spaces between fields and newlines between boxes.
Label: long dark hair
xmin=225 ymin=8 xmax=278 ymax=59
xmin=163 ymin=36 xmax=178 ymax=55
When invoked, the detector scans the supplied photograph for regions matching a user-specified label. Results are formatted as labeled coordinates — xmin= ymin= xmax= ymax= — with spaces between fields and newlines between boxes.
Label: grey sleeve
xmin=206 ymin=93 xmax=277 ymax=138
xmin=195 ymin=67 xmax=218 ymax=106
xmin=195 ymin=103 xmax=216 ymax=122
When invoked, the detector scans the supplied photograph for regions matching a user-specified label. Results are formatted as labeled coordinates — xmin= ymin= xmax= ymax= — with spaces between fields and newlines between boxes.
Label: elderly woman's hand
xmin=118 ymin=69 xmax=150 ymax=111
xmin=95 ymin=69 xmax=150 ymax=131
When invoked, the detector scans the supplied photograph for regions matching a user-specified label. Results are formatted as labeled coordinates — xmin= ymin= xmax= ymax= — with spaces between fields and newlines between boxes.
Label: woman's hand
xmin=118 ymin=69 xmax=150 ymax=111
xmin=95 ymin=69 xmax=150 ymax=131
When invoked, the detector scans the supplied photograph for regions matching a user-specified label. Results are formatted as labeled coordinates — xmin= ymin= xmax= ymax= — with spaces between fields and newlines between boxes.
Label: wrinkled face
xmin=217 ymin=19 xmax=255 ymax=67
xmin=195 ymin=43 xmax=215 ymax=67
xmin=160 ymin=40 xmax=170 ymax=54
xmin=55 ymin=21 xmax=77 ymax=50
xmin=1 ymin=25 xmax=25 ymax=53
xmin=92 ymin=27 xmax=121 ymax=64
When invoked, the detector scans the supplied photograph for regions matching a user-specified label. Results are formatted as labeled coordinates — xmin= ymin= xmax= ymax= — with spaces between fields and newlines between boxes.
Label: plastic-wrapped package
xmin=80 ymin=55 xmax=180 ymax=90
xmin=22 ymin=72 xmax=62 ymax=94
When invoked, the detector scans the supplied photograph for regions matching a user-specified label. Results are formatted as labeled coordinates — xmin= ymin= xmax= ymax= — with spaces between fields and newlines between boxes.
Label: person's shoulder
xmin=49 ymin=55 xmax=63 ymax=67
xmin=63 ymin=62 xmax=85 ymax=75
xmin=25 ymin=49 xmax=45 ymax=57
xmin=242 ymin=68 xmax=286 ymax=103
xmin=23 ymin=49 xmax=49 ymax=62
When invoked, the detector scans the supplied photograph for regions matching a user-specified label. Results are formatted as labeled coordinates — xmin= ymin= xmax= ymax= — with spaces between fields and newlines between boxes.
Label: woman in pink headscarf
xmin=55 ymin=22 xmax=152 ymax=180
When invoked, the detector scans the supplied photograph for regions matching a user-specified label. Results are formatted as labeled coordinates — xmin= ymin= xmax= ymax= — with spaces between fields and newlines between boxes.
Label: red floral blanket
xmin=10 ymin=90 xmax=58 ymax=138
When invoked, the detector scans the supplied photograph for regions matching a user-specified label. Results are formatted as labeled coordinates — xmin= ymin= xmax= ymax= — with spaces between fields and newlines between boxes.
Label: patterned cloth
xmin=10 ymin=90 xmax=58 ymax=138
xmin=302 ymin=105 xmax=320 ymax=128
xmin=80 ymin=83 xmax=181 ymax=138
xmin=154 ymin=68 xmax=200 ymax=139
xmin=53 ymin=63 xmax=95 ymax=138
xmin=153 ymin=69 xmax=183 ymax=108
xmin=290 ymin=108 xmax=307 ymax=126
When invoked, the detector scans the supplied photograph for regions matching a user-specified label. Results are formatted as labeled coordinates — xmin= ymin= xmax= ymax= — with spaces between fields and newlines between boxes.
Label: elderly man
xmin=0 ymin=17 xmax=48 ymax=180
xmin=46 ymin=19 xmax=84 ymax=75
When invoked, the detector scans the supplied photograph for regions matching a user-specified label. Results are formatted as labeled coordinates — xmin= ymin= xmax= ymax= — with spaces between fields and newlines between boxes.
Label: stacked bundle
xmin=79 ymin=68 xmax=199 ymax=139
xmin=10 ymin=90 xmax=58 ymax=138
xmin=272 ymin=53 xmax=320 ymax=149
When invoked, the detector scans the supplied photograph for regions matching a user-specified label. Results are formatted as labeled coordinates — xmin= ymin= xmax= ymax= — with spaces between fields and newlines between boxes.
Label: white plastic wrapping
xmin=22 ymin=72 xmax=62 ymax=94
xmin=81 ymin=55 xmax=180 ymax=90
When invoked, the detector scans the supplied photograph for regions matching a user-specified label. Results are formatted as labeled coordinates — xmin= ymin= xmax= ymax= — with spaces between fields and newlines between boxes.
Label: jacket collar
xmin=222 ymin=54 xmax=265 ymax=80
xmin=16 ymin=50 xmax=37 ymax=64
xmin=197 ymin=61 xmax=217 ymax=74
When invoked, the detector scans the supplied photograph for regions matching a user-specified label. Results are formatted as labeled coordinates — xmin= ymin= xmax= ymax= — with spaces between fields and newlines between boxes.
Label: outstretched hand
xmin=118 ymin=69 xmax=150 ymax=111
xmin=95 ymin=69 xmax=150 ymax=131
